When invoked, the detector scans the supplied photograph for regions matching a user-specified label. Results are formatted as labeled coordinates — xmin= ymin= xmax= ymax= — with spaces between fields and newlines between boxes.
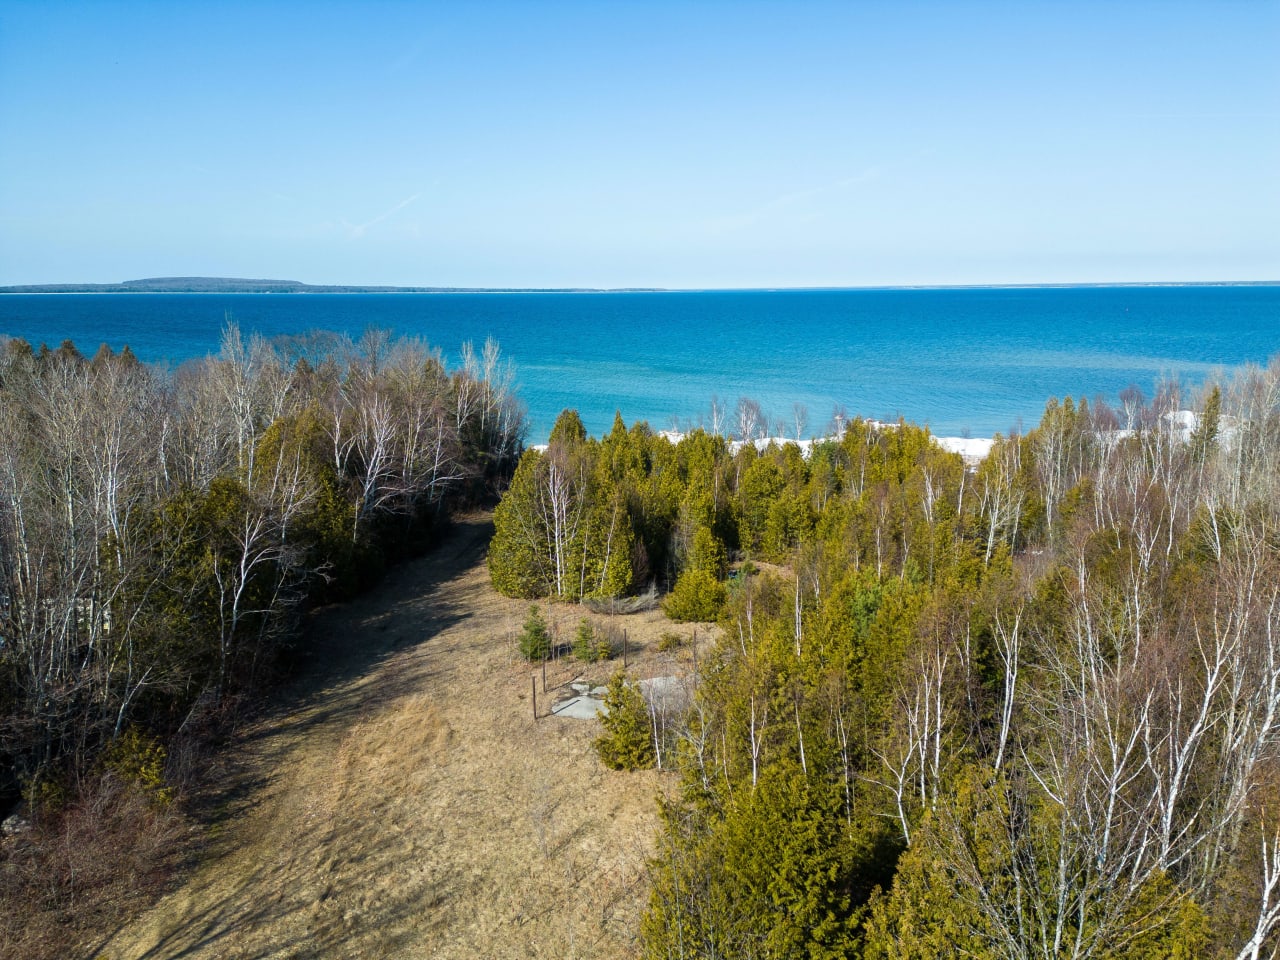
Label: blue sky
xmin=0 ymin=1 xmax=1276 ymax=287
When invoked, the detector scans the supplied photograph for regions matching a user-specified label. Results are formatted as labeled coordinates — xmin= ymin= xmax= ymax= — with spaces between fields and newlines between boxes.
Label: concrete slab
xmin=639 ymin=675 xmax=690 ymax=711
xmin=551 ymin=695 xmax=608 ymax=719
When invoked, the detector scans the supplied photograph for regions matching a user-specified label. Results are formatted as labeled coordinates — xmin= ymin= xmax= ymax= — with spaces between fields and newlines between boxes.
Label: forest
xmin=488 ymin=362 xmax=1280 ymax=959
xmin=5 ymin=322 xmax=1280 ymax=959
xmin=0 ymin=327 xmax=523 ymax=946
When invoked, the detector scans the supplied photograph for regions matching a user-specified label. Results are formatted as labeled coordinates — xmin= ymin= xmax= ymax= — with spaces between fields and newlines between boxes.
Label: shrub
xmin=102 ymin=727 xmax=173 ymax=807
xmin=657 ymin=631 xmax=685 ymax=652
xmin=594 ymin=672 xmax=655 ymax=770
xmin=663 ymin=568 xmax=727 ymax=622
xmin=518 ymin=604 xmax=551 ymax=661
xmin=582 ymin=583 xmax=659 ymax=615
xmin=594 ymin=622 xmax=625 ymax=662
xmin=0 ymin=771 xmax=186 ymax=960
xmin=22 ymin=774 xmax=68 ymax=820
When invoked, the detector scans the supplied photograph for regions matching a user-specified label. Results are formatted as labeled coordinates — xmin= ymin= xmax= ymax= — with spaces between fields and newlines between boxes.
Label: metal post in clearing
xmin=541 ymin=656 xmax=547 ymax=694
xmin=532 ymin=675 xmax=538 ymax=721
xmin=692 ymin=627 xmax=698 ymax=675
xmin=623 ymin=629 xmax=628 ymax=669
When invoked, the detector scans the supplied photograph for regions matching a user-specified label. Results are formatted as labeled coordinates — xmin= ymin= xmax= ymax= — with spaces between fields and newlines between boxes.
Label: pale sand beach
xmin=536 ymin=427 xmax=999 ymax=465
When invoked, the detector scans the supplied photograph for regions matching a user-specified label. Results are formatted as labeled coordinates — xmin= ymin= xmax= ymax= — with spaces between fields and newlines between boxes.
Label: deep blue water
xmin=1 ymin=287 xmax=1276 ymax=443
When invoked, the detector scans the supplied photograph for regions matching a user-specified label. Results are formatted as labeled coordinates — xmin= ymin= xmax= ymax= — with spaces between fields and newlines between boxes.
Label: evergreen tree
xmin=572 ymin=616 xmax=604 ymax=662
xmin=663 ymin=568 xmax=726 ymax=622
xmin=489 ymin=449 xmax=556 ymax=597
xmin=1189 ymin=384 xmax=1221 ymax=462
xmin=595 ymin=672 xmax=654 ymax=770
xmin=518 ymin=604 xmax=551 ymax=661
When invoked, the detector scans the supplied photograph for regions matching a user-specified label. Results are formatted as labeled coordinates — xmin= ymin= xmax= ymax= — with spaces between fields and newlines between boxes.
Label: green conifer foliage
xmin=478 ymin=398 xmax=1280 ymax=960
xmin=489 ymin=412 xmax=637 ymax=601
xmin=579 ymin=494 xmax=635 ymax=598
xmin=572 ymin=616 xmax=603 ymax=662
xmin=518 ymin=604 xmax=551 ymax=661
xmin=102 ymin=727 xmax=174 ymax=807
xmin=688 ymin=524 xmax=727 ymax=578
xmin=595 ymin=672 xmax=655 ymax=770
xmin=548 ymin=408 xmax=588 ymax=446
xmin=646 ymin=762 xmax=863 ymax=960
xmin=1189 ymin=385 xmax=1221 ymax=462
xmin=489 ymin=449 xmax=555 ymax=597
xmin=663 ymin=568 xmax=727 ymax=622
xmin=736 ymin=454 xmax=784 ymax=556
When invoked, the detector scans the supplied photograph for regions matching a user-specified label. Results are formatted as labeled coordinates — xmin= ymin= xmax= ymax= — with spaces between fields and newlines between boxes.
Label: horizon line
xmin=2 ymin=276 xmax=1278 ymax=295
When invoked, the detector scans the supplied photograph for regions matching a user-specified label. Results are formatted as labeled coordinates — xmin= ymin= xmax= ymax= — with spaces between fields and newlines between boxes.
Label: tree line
xmin=487 ymin=361 xmax=1280 ymax=958
xmin=0 ymin=326 xmax=523 ymax=809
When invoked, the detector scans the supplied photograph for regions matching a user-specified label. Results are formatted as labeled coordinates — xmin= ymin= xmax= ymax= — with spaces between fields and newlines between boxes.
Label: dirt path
xmin=95 ymin=514 xmax=670 ymax=960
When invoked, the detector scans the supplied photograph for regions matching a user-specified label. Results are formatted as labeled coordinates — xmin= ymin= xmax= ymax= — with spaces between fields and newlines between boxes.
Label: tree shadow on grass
xmin=82 ymin=515 xmax=496 ymax=960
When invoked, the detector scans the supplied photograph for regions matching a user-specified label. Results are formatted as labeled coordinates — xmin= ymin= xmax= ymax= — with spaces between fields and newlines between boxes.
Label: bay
xmin=1 ymin=286 xmax=1276 ymax=443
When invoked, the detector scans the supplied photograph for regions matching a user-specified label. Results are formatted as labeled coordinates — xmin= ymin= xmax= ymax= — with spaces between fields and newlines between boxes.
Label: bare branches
xmin=0 ymin=330 xmax=522 ymax=791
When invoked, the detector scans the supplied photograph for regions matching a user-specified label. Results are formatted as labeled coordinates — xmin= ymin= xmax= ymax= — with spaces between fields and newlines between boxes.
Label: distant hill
xmin=0 ymin=277 xmax=661 ymax=294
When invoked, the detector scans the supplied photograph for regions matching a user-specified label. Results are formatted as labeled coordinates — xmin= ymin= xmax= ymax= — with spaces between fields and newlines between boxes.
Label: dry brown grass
xmin=91 ymin=513 xmax=702 ymax=960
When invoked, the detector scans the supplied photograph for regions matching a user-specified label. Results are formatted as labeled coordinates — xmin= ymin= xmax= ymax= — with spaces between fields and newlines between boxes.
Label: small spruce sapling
xmin=573 ymin=617 xmax=599 ymax=662
xmin=519 ymin=604 xmax=551 ymax=661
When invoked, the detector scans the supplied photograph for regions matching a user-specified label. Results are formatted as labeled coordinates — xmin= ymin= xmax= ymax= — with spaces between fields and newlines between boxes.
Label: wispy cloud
xmin=341 ymin=194 xmax=422 ymax=239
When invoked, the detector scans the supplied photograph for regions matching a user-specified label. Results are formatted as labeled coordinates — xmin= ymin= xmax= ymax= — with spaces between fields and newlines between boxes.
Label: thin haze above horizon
xmin=0 ymin=0 xmax=1276 ymax=289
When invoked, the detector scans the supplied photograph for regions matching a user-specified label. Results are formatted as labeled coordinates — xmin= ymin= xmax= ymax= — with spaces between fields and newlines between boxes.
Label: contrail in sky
xmin=343 ymin=194 xmax=422 ymax=238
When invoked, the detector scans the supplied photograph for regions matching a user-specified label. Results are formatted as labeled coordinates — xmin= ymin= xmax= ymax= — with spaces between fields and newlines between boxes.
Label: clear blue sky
xmin=1 ymin=1 xmax=1276 ymax=288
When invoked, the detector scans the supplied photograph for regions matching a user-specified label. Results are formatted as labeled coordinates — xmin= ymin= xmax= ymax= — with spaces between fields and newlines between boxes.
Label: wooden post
xmin=532 ymin=675 xmax=538 ymax=720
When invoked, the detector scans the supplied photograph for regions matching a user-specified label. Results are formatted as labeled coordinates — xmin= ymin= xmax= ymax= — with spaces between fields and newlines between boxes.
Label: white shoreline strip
xmin=934 ymin=436 xmax=996 ymax=462
xmin=533 ymin=427 xmax=999 ymax=465
xmin=530 ymin=407 xmax=1216 ymax=470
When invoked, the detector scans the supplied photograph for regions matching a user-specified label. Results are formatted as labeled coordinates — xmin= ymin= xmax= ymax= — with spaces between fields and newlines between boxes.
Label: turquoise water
xmin=1 ymin=286 xmax=1276 ymax=442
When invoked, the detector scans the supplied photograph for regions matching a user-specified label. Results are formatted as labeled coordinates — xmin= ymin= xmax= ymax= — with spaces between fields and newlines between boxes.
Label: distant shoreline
xmin=0 ymin=279 xmax=661 ymax=295
xmin=4 ymin=282 xmax=1272 ymax=444
xmin=1 ymin=277 xmax=1276 ymax=295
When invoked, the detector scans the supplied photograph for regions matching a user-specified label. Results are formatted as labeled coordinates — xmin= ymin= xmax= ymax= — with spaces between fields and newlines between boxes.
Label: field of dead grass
xmin=92 ymin=513 xmax=705 ymax=960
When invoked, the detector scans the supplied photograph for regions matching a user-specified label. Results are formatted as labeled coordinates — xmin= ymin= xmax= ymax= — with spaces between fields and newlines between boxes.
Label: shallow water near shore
xmin=2 ymin=285 xmax=1276 ymax=443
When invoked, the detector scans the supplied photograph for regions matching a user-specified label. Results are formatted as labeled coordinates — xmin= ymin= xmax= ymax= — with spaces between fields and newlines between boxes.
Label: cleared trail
xmin=96 ymin=514 xmax=660 ymax=960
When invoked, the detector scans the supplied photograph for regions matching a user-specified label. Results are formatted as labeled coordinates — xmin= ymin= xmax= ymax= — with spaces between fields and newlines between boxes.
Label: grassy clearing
xmin=94 ymin=514 xmax=700 ymax=960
